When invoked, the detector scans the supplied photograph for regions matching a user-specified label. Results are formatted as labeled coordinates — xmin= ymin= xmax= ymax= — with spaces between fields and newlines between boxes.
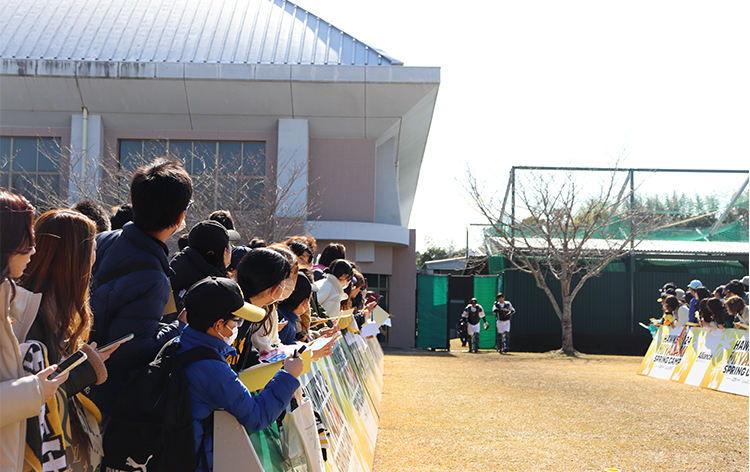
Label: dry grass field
xmin=373 ymin=339 xmax=749 ymax=472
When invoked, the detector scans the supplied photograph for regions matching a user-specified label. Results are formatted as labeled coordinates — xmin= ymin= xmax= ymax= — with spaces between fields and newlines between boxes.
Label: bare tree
xmin=3 ymin=139 xmax=320 ymax=244
xmin=465 ymin=166 xmax=666 ymax=356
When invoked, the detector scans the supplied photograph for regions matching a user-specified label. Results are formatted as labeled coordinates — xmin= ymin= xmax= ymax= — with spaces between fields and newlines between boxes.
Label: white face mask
xmin=220 ymin=325 xmax=239 ymax=346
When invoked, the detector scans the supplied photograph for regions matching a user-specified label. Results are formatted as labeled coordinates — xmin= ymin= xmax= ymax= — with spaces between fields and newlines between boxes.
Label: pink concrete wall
xmin=387 ymin=229 xmax=417 ymax=348
xmin=353 ymin=244 xmax=393 ymax=274
xmin=308 ymin=138 xmax=376 ymax=222
xmin=314 ymin=239 xmax=393 ymax=274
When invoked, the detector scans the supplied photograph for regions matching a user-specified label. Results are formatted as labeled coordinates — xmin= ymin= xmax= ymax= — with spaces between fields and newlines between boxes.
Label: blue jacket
xmin=89 ymin=222 xmax=184 ymax=412
xmin=177 ymin=327 xmax=299 ymax=472
xmin=277 ymin=306 xmax=299 ymax=345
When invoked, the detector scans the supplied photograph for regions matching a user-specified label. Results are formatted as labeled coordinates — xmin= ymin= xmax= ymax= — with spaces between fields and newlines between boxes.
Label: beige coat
xmin=0 ymin=281 xmax=44 ymax=472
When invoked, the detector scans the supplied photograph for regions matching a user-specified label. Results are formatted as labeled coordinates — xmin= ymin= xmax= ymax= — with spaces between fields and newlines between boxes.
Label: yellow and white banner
xmin=639 ymin=327 xmax=749 ymax=397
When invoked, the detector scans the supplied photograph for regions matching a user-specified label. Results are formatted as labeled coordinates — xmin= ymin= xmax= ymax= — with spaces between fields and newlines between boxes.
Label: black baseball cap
xmin=184 ymin=276 xmax=265 ymax=322
xmin=188 ymin=220 xmax=230 ymax=256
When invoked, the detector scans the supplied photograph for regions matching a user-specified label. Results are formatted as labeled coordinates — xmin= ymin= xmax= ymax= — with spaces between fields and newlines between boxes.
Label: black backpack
xmin=102 ymin=339 xmax=223 ymax=472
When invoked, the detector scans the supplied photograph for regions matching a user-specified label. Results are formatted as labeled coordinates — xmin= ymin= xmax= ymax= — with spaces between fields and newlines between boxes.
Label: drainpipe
xmin=81 ymin=107 xmax=88 ymax=180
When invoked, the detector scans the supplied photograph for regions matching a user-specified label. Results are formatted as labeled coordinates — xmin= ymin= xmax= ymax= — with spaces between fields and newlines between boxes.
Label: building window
xmin=0 ymin=137 xmax=62 ymax=207
xmin=118 ymin=140 xmax=265 ymax=211
xmin=364 ymin=273 xmax=390 ymax=343
xmin=363 ymin=273 xmax=390 ymax=312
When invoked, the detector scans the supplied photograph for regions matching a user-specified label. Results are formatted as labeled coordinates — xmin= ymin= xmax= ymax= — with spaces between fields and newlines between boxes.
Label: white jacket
xmin=0 ymin=282 xmax=44 ymax=472
xmin=314 ymin=274 xmax=348 ymax=319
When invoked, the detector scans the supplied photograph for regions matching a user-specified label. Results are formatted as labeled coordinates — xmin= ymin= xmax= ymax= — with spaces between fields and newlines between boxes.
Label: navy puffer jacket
xmin=89 ymin=222 xmax=185 ymax=413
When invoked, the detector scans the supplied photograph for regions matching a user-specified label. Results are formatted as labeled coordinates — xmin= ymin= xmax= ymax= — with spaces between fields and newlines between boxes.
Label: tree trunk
xmin=560 ymin=297 xmax=576 ymax=355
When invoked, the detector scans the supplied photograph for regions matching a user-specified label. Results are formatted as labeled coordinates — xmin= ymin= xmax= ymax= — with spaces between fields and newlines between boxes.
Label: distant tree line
xmin=633 ymin=190 xmax=748 ymax=228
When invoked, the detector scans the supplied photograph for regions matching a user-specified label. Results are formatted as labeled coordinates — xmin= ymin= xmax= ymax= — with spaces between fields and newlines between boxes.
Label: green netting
xmin=487 ymin=255 xmax=506 ymax=275
xmin=416 ymin=275 xmax=448 ymax=349
xmin=474 ymin=276 xmax=500 ymax=350
xmin=489 ymin=255 xmax=746 ymax=275
xmin=482 ymin=219 xmax=748 ymax=244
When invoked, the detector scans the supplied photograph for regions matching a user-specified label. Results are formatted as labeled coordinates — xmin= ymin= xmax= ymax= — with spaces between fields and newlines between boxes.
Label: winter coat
xmin=251 ymin=307 xmax=281 ymax=353
xmin=0 ymin=282 xmax=44 ymax=472
xmin=89 ymin=222 xmax=184 ymax=414
xmin=314 ymin=274 xmax=348 ymax=319
xmin=277 ymin=306 xmax=299 ymax=345
xmin=176 ymin=327 xmax=299 ymax=472
xmin=24 ymin=307 xmax=104 ymax=397
xmin=169 ymin=247 xmax=225 ymax=312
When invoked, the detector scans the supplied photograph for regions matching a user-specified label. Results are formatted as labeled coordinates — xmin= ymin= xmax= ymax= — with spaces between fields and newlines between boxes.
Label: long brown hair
xmin=20 ymin=210 xmax=96 ymax=355
xmin=0 ymin=189 xmax=35 ymax=283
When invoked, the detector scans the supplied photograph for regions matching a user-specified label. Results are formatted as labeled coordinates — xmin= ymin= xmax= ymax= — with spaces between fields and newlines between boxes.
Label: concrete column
xmin=388 ymin=229 xmax=417 ymax=348
xmin=69 ymin=110 xmax=104 ymax=204
xmin=276 ymin=119 xmax=309 ymax=218
xmin=374 ymin=136 xmax=401 ymax=225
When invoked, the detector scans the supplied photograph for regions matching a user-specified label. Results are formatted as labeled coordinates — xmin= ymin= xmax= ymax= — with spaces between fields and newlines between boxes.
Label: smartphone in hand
xmin=97 ymin=333 xmax=134 ymax=353
xmin=49 ymin=351 xmax=87 ymax=379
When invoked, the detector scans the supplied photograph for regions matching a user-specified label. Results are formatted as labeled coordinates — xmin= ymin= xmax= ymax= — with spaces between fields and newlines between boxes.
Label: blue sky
xmin=294 ymin=0 xmax=750 ymax=252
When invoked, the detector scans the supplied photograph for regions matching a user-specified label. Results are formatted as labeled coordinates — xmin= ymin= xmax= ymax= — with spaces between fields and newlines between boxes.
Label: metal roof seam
xmin=1 ymin=0 xmax=402 ymax=66
xmin=269 ymin=0 xmax=286 ymax=64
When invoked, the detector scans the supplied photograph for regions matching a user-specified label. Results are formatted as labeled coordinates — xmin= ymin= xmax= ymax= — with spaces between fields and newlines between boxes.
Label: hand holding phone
xmin=49 ymin=351 xmax=87 ymax=380
xmin=97 ymin=333 xmax=134 ymax=353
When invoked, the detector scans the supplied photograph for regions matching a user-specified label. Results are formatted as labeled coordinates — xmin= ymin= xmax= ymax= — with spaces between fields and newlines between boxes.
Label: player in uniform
xmin=493 ymin=293 xmax=515 ymax=353
xmin=461 ymin=298 xmax=488 ymax=353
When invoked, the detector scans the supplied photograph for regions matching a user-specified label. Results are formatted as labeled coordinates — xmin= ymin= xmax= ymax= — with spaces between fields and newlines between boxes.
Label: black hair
xmin=279 ymin=272 xmax=312 ymax=311
xmin=496 ymin=293 xmax=504 ymax=299
xmin=236 ymin=248 xmax=290 ymax=299
xmin=725 ymin=295 xmax=745 ymax=315
xmin=208 ymin=210 xmax=235 ymax=230
xmin=698 ymin=298 xmax=711 ymax=322
xmin=724 ymin=280 xmax=744 ymax=298
xmin=695 ymin=286 xmax=712 ymax=300
xmin=706 ymin=298 xmax=726 ymax=325
xmin=287 ymin=239 xmax=311 ymax=258
xmin=130 ymin=158 xmax=193 ymax=232
xmin=318 ymin=243 xmax=346 ymax=268
xmin=247 ymin=237 xmax=267 ymax=249
xmin=325 ymin=259 xmax=353 ymax=279
xmin=71 ymin=199 xmax=111 ymax=233
xmin=109 ymin=203 xmax=133 ymax=230
xmin=663 ymin=295 xmax=679 ymax=312
xmin=187 ymin=309 xmax=233 ymax=333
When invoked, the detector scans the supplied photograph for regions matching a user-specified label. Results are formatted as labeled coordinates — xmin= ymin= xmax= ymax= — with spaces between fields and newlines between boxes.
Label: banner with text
xmin=638 ymin=327 xmax=749 ymax=397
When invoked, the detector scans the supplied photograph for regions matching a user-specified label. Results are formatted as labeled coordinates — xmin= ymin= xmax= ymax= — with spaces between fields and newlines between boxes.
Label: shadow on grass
xmin=382 ymin=345 xmax=626 ymax=362
xmin=381 ymin=346 xmax=458 ymax=358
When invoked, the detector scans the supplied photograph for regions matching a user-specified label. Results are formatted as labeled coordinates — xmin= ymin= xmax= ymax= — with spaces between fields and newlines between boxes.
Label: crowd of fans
xmin=653 ymin=277 xmax=749 ymax=330
xmin=0 ymin=158 xmax=382 ymax=471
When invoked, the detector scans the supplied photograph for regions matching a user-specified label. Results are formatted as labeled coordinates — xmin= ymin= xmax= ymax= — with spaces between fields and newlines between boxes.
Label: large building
xmin=0 ymin=0 xmax=440 ymax=347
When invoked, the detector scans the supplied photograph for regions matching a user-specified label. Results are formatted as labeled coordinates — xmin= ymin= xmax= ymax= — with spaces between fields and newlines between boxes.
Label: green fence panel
xmin=416 ymin=275 xmax=448 ymax=348
xmin=474 ymin=276 xmax=500 ymax=349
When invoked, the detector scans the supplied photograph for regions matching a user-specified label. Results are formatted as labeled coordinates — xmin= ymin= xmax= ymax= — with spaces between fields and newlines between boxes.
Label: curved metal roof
xmin=0 ymin=0 xmax=401 ymax=66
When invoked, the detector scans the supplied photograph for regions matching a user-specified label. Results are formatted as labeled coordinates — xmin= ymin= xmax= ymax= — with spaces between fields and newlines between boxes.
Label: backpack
xmin=101 ymin=338 xmax=223 ymax=472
